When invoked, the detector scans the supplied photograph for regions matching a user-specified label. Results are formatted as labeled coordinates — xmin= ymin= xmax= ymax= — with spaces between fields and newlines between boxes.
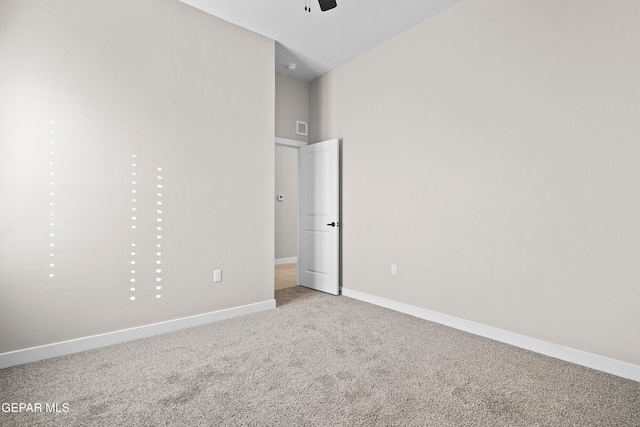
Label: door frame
xmin=275 ymin=137 xmax=307 ymax=149
xmin=274 ymin=137 xmax=341 ymax=294
xmin=274 ymin=137 xmax=306 ymax=274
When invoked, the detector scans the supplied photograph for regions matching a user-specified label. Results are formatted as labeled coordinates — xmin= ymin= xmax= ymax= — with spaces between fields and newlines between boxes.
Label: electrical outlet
xmin=214 ymin=269 xmax=222 ymax=283
xmin=391 ymin=264 xmax=397 ymax=275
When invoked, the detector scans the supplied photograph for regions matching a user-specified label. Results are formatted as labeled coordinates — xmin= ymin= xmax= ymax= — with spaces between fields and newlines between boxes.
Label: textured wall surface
xmin=274 ymin=73 xmax=308 ymax=260
xmin=275 ymin=146 xmax=298 ymax=260
xmin=275 ymin=72 xmax=309 ymax=142
xmin=0 ymin=0 xmax=275 ymax=353
xmin=310 ymin=0 xmax=640 ymax=365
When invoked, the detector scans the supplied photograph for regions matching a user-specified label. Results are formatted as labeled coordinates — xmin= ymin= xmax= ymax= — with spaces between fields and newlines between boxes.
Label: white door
xmin=298 ymin=138 xmax=340 ymax=295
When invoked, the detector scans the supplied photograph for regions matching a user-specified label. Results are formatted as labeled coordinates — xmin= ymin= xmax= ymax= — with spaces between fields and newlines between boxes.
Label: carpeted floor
xmin=1 ymin=286 xmax=638 ymax=426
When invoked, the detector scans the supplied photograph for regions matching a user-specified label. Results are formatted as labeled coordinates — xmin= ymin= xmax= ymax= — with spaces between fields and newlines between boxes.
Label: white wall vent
xmin=296 ymin=121 xmax=308 ymax=136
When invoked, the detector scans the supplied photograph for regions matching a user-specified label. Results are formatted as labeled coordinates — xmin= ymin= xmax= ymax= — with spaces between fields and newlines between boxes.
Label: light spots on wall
xmin=155 ymin=167 xmax=163 ymax=299
xmin=130 ymin=155 xmax=137 ymax=301
xmin=48 ymin=121 xmax=55 ymax=278
xmin=127 ymin=158 xmax=166 ymax=301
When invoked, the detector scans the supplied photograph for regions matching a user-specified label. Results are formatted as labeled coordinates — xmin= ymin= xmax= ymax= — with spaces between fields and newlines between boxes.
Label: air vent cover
xmin=296 ymin=121 xmax=308 ymax=136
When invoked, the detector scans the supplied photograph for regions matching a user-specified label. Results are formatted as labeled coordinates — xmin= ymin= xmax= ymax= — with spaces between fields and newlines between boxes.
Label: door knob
xmin=326 ymin=222 xmax=338 ymax=227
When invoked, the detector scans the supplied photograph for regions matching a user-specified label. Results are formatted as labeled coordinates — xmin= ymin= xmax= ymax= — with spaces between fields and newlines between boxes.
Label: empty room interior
xmin=1 ymin=0 xmax=639 ymax=425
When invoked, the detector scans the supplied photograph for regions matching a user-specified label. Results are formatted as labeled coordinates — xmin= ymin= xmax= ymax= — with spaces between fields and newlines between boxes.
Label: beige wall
xmin=310 ymin=0 xmax=640 ymax=365
xmin=274 ymin=146 xmax=298 ymax=260
xmin=274 ymin=73 xmax=309 ymax=260
xmin=0 ymin=0 xmax=275 ymax=353
xmin=275 ymin=72 xmax=309 ymax=142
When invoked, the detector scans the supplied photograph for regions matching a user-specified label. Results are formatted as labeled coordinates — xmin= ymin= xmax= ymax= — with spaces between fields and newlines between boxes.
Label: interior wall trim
xmin=275 ymin=136 xmax=307 ymax=148
xmin=0 ymin=299 xmax=276 ymax=369
xmin=275 ymin=257 xmax=297 ymax=265
xmin=341 ymin=287 xmax=640 ymax=382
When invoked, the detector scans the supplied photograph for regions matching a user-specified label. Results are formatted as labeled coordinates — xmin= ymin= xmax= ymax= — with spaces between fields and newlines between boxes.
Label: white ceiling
xmin=179 ymin=0 xmax=461 ymax=82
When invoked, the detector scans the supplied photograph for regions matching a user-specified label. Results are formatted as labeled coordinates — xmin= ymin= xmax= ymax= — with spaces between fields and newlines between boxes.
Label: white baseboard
xmin=341 ymin=288 xmax=640 ymax=382
xmin=0 ymin=299 xmax=276 ymax=370
xmin=275 ymin=257 xmax=297 ymax=265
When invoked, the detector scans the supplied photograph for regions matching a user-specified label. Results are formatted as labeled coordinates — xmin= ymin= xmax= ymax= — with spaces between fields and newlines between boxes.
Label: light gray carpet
xmin=1 ymin=286 xmax=638 ymax=426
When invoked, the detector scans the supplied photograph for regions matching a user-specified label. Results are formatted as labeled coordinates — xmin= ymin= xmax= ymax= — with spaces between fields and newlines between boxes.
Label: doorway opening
xmin=274 ymin=137 xmax=340 ymax=294
xmin=275 ymin=141 xmax=302 ymax=290
xmin=275 ymin=262 xmax=297 ymax=290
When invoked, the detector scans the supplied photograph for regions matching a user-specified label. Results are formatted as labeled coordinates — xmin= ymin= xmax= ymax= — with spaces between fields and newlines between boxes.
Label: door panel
xmin=298 ymin=139 xmax=340 ymax=295
xmin=306 ymin=230 xmax=329 ymax=274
